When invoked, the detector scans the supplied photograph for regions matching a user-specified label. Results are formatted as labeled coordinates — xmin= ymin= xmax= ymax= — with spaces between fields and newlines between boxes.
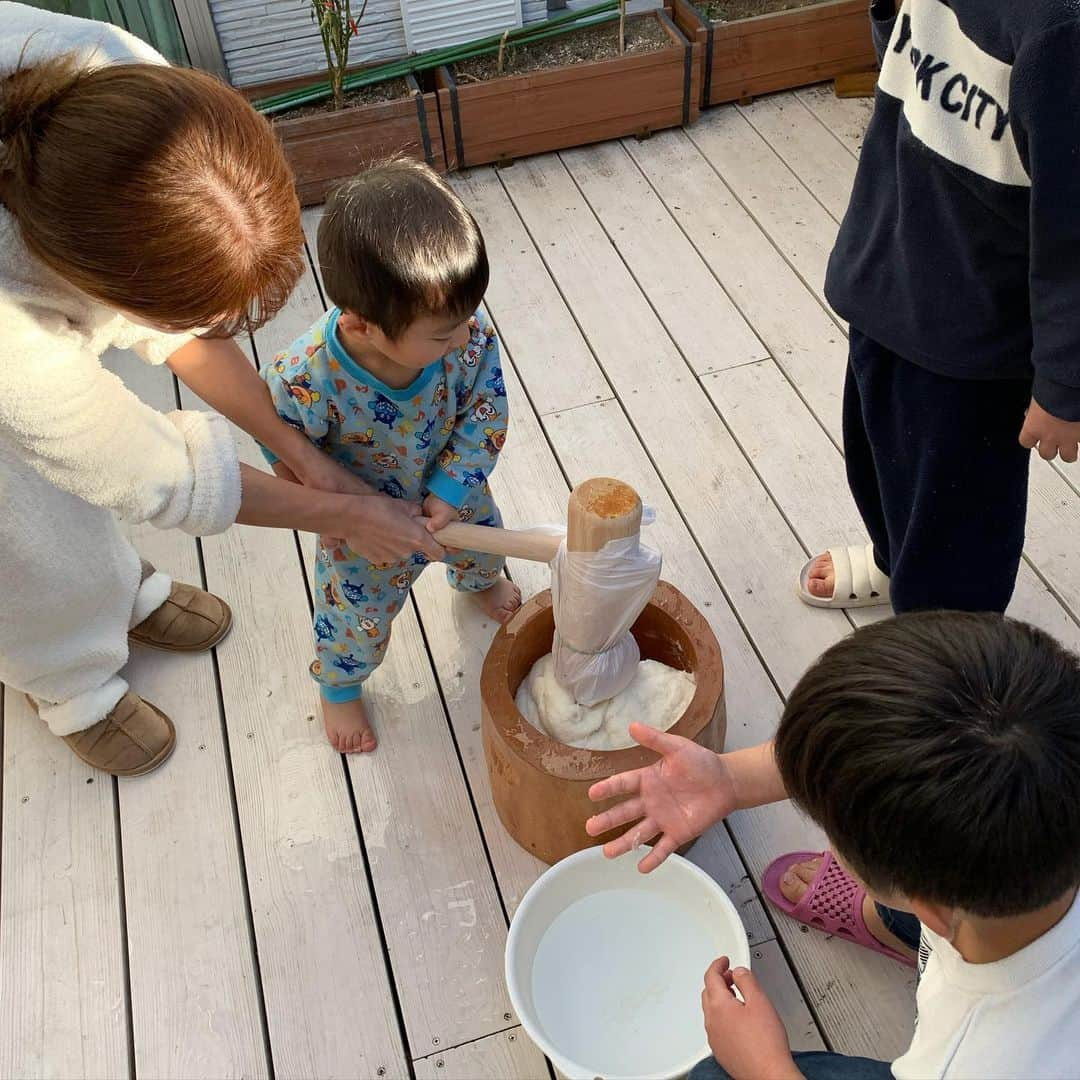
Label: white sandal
xmin=798 ymin=542 xmax=891 ymax=609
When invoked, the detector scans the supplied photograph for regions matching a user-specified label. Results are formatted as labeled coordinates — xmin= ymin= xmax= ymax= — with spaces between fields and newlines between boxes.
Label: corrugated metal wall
xmin=399 ymin=0 xmax=521 ymax=53
xmin=214 ymin=0 xmax=546 ymax=88
xmin=214 ymin=0 xmax=406 ymax=86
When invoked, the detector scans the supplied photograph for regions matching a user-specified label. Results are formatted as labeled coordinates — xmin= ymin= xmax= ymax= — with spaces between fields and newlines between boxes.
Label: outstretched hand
xmin=585 ymin=723 xmax=736 ymax=873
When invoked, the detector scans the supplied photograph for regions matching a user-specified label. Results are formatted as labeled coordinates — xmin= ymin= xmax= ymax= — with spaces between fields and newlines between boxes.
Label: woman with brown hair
xmin=0 ymin=3 xmax=445 ymax=776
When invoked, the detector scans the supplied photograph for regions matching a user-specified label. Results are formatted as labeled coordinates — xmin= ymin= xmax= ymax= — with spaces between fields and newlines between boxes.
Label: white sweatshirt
xmin=893 ymin=888 xmax=1080 ymax=1079
xmin=0 ymin=2 xmax=241 ymax=536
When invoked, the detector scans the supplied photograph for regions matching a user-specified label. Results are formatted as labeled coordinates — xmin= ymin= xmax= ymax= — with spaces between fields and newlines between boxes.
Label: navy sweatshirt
xmin=825 ymin=0 xmax=1080 ymax=420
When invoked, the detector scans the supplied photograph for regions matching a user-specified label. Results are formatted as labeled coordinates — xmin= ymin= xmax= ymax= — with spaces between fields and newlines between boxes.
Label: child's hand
xmin=1020 ymin=398 xmax=1080 ymax=463
xmin=701 ymin=959 xmax=801 ymax=1080
xmin=585 ymin=724 xmax=735 ymax=872
xmin=422 ymin=494 xmax=460 ymax=534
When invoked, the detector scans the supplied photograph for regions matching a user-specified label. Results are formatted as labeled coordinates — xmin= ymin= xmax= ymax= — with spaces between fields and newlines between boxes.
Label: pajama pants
xmin=845 ymin=329 xmax=1032 ymax=615
xmin=0 ymin=437 xmax=172 ymax=735
xmin=311 ymin=488 xmax=506 ymax=702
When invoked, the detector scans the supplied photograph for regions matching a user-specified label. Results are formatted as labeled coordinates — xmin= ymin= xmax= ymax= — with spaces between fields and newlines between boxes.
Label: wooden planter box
xmin=668 ymin=0 xmax=876 ymax=107
xmin=435 ymin=9 xmax=700 ymax=170
xmin=274 ymin=74 xmax=445 ymax=207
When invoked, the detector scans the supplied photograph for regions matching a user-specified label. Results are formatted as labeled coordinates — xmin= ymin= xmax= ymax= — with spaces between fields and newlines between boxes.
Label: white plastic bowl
xmin=506 ymin=847 xmax=750 ymax=1080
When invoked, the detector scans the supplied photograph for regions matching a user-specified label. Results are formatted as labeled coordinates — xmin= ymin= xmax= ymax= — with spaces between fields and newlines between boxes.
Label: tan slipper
xmin=29 ymin=692 xmax=177 ymax=777
xmin=130 ymin=581 xmax=233 ymax=652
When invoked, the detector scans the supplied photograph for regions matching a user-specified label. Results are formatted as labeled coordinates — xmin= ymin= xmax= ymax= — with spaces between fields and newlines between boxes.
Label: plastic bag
xmin=549 ymin=510 xmax=662 ymax=706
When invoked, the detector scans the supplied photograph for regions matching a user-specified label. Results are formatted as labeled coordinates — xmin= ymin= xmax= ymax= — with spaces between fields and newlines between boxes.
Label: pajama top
xmin=260 ymin=307 xmax=509 ymax=699
xmin=261 ymin=307 xmax=507 ymax=509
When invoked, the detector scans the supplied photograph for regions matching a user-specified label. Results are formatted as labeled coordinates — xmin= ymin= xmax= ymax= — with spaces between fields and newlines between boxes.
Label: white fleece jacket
xmin=0 ymin=2 xmax=242 ymax=537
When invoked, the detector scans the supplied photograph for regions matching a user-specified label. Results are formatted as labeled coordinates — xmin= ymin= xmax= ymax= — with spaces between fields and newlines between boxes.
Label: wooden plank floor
xmin=5 ymin=87 xmax=1080 ymax=1077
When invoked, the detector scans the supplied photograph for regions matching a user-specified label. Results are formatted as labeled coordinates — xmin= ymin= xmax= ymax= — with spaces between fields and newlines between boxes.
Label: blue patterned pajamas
xmin=260 ymin=307 xmax=510 ymax=702
xmin=312 ymin=485 xmax=503 ymax=701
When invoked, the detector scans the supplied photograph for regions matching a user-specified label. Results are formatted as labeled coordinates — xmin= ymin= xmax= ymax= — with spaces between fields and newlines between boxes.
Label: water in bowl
xmin=530 ymin=887 xmax=718 ymax=1077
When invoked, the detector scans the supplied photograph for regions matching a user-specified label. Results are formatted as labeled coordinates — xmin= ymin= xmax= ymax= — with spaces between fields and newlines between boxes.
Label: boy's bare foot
xmin=321 ymin=695 xmax=377 ymax=753
xmin=471 ymin=578 xmax=522 ymax=625
xmin=779 ymin=855 xmax=918 ymax=961
xmin=805 ymin=553 xmax=836 ymax=599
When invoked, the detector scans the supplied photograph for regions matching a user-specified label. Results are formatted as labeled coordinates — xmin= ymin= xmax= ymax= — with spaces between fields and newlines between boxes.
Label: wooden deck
xmin=5 ymin=86 xmax=1080 ymax=1079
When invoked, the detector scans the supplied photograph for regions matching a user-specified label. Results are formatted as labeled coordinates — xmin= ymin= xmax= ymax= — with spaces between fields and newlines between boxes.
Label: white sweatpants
xmin=0 ymin=435 xmax=172 ymax=735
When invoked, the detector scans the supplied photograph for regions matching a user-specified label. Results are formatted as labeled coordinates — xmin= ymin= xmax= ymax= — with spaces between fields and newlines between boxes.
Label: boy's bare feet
xmin=805 ymin=553 xmax=836 ymax=599
xmin=322 ymin=695 xmax=377 ymax=753
xmin=779 ymin=855 xmax=918 ymax=961
xmin=471 ymin=578 xmax=522 ymax=625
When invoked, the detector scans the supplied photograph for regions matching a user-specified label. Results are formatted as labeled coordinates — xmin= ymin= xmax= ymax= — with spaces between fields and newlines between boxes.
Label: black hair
xmin=775 ymin=611 xmax=1080 ymax=917
xmin=317 ymin=157 xmax=488 ymax=339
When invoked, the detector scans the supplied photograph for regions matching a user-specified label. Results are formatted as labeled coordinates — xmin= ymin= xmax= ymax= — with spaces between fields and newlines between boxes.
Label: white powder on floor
xmin=514 ymin=654 xmax=696 ymax=751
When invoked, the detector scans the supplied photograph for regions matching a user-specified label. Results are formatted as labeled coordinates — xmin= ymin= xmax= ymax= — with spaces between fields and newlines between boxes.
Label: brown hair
xmin=318 ymin=158 xmax=488 ymax=339
xmin=0 ymin=54 xmax=304 ymax=336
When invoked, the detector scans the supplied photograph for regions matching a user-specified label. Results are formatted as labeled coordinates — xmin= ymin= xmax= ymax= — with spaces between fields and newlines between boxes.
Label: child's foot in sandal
xmin=798 ymin=544 xmax=891 ymax=610
xmin=804 ymin=553 xmax=836 ymax=600
xmin=764 ymin=850 xmax=917 ymax=967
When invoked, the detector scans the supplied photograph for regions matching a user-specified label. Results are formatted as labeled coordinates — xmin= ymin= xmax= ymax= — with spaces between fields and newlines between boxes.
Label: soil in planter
xmin=274 ymin=77 xmax=410 ymax=122
xmin=453 ymin=16 xmax=670 ymax=83
xmin=697 ymin=0 xmax=828 ymax=23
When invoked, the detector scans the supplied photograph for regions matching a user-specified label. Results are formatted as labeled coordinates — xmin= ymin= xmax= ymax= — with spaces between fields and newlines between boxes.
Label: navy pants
xmin=690 ymin=1051 xmax=892 ymax=1080
xmin=844 ymin=330 xmax=1032 ymax=614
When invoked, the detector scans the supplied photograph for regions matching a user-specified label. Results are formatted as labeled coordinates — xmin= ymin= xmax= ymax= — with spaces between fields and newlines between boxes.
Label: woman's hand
xmin=585 ymin=724 xmax=737 ymax=872
xmin=236 ymin=465 xmax=443 ymax=564
xmin=270 ymin=454 xmax=374 ymax=548
xmin=340 ymin=494 xmax=443 ymax=566
xmin=288 ymin=450 xmax=379 ymax=548
xmin=291 ymin=445 xmax=378 ymax=498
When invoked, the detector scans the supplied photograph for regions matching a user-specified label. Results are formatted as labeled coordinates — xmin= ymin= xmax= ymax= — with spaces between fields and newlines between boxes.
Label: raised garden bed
xmin=435 ymin=9 xmax=700 ymax=170
xmin=271 ymin=73 xmax=445 ymax=207
xmin=668 ymin=0 xmax=876 ymax=107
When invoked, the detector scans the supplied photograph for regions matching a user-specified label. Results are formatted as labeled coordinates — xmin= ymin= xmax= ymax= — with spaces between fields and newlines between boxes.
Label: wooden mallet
xmin=433 ymin=477 xmax=643 ymax=566
xmin=435 ymin=478 xmax=651 ymax=700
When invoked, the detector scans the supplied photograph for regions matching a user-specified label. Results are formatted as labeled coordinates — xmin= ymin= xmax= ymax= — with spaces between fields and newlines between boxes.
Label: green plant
xmin=311 ymin=0 xmax=368 ymax=109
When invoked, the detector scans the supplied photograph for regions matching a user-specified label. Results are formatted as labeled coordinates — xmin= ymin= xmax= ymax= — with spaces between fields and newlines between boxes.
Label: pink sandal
xmin=762 ymin=850 xmax=916 ymax=968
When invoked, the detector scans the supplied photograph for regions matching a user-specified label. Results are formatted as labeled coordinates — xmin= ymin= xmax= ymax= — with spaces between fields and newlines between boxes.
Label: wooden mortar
xmin=481 ymin=581 xmax=726 ymax=865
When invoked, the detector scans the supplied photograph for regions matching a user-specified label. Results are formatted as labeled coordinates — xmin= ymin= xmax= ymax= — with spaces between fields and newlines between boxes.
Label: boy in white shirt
xmin=591 ymin=613 xmax=1080 ymax=1079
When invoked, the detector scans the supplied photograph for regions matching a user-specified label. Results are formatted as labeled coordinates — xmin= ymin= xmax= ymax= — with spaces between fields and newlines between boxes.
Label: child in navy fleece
xmin=802 ymin=0 xmax=1080 ymax=615
xmin=792 ymin=0 xmax=1080 ymax=975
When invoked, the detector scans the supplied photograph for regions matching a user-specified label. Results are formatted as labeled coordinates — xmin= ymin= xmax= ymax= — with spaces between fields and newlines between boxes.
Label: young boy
xmin=590 ymin=614 xmax=1080 ymax=1079
xmin=801 ymin=0 xmax=1080 ymax=613
xmin=262 ymin=160 xmax=520 ymax=753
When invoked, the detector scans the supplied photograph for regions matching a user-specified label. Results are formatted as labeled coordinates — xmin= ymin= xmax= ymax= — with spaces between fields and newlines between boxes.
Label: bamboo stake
xmin=497 ymin=28 xmax=511 ymax=75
